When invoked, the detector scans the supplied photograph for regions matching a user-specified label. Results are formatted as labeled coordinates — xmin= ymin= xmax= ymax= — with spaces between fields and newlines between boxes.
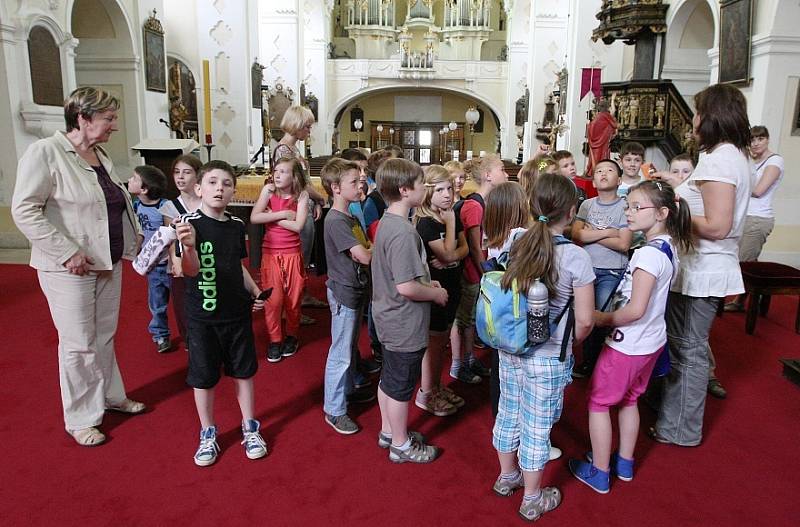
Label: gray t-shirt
xmin=528 ymin=242 xmax=596 ymax=358
xmin=371 ymin=212 xmax=431 ymax=352
xmin=324 ymin=208 xmax=370 ymax=309
xmin=576 ymin=197 xmax=629 ymax=269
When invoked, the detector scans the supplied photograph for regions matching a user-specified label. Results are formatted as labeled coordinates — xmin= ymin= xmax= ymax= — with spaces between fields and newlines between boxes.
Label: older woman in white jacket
xmin=12 ymin=87 xmax=145 ymax=447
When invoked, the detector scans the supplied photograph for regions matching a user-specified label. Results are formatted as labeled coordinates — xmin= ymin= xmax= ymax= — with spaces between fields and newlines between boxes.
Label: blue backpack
xmin=476 ymin=235 xmax=574 ymax=360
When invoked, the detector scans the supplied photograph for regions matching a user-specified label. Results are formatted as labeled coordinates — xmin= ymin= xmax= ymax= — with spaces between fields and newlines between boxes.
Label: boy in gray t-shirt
xmin=321 ymin=159 xmax=373 ymax=435
xmin=570 ymin=159 xmax=632 ymax=377
xmin=371 ymin=159 xmax=447 ymax=464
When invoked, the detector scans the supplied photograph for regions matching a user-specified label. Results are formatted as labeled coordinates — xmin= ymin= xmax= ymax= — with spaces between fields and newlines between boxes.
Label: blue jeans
xmin=581 ymin=267 xmax=625 ymax=367
xmin=323 ymin=288 xmax=362 ymax=416
xmin=146 ymin=264 xmax=170 ymax=342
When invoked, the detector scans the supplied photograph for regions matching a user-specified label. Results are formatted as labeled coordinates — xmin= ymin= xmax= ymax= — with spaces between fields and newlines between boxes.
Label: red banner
xmin=580 ymin=68 xmax=602 ymax=100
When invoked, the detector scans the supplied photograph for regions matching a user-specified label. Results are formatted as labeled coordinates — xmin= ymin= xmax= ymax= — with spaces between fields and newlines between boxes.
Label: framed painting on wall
xmin=143 ymin=10 xmax=166 ymax=92
xmin=718 ymin=0 xmax=753 ymax=85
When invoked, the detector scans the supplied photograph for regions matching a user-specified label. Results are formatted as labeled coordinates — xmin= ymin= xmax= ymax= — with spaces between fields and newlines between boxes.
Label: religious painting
xmin=167 ymin=57 xmax=198 ymax=139
xmin=143 ymin=11 xmax=166 ymax=92
xmin=718 ymin=0 xmax=753 ymax=85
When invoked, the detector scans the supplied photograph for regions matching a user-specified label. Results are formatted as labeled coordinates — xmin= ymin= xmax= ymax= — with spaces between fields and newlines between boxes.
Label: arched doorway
xmin=69 ymin=0 xmax=142 ymax=178
xmin=662 ymin=0 xmax=716 ymax=109
xmin=331 ymin=87 xmax=502 ymax=164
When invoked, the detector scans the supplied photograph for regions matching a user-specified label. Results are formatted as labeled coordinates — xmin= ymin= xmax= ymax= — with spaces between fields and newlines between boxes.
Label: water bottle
xmin=527 ymin=279 xmax=550 ymax=345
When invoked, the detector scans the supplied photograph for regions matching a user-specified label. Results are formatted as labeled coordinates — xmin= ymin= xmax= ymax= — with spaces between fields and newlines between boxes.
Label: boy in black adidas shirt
xmin=175 ymin=160 xmax=268 ymax=467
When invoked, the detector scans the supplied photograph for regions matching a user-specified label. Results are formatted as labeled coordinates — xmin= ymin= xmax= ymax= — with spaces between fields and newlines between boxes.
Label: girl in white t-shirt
xmin=569 ymin=180 xmax=693 ymax=494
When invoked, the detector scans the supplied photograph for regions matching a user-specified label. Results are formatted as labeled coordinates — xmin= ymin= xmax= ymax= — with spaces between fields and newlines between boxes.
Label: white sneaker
xmin=549 ymin=446 xmax=562 ymax=461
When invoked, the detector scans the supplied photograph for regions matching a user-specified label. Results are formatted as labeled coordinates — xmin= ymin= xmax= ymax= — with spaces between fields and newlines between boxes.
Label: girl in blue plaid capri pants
xmin=488 ymin=173 xmax=595 ymax=521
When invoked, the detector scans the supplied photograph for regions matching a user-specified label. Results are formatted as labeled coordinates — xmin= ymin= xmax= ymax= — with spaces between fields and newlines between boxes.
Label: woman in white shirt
xmin=724 ymin=125 xmax=784 ymax=312
xmin=652 ymin=84 xmax=751 ymax=447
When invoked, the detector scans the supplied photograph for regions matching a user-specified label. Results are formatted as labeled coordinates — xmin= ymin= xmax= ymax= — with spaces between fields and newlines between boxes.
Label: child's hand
xmin=430 ymin=280 xmax=442 ymax=289
xmin=440 ymin=208 xmax=455 ymax=225
xmin=429 ymin=257 xmax=446 ymax=270
xmin=175 ymin=221 xmax=196 ymax=248
xmin=313 ymin=203 xmax=323 ymax=221
xmin=264 ymin=182 xmax=276 ymax=194
xmin=252 ymin=297 xmax=265 ymax=312
xmin=433 ymin=286 xmax=448 ymax=306
xmin=283 ymin=209 xmax=296 ymax=221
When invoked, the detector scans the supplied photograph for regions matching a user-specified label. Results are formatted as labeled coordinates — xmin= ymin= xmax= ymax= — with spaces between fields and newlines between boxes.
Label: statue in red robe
xmin=585 ymin=98 xmax=618 ymax=178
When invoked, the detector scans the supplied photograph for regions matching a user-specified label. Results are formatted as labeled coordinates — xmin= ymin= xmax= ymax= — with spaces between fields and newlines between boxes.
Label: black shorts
xmin=186 ymin=318 xmax=258 ymax=389
xmin=379 ymin=347 xmax=426 ymax=402
xmin=429 ymin=286 xmax=461 ymax=333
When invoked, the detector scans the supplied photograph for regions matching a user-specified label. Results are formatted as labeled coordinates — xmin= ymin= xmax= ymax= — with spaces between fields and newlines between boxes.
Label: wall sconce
xmin=465 ymin=106 xmax=480 ymax=151
xmin=354 ymin=118 xmax=363 ymax=144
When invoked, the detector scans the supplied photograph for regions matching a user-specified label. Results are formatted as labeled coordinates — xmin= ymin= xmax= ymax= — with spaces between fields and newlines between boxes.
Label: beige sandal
xmin=67 ymin=427 xmax=106 ymax=447
xmin=107 ymin=398 xmax=146 ymax=415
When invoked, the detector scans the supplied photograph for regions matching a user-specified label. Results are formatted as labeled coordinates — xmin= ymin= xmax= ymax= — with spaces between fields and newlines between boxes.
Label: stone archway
xmin=662 ymin=0 xmax=716 ymax=108
xmin=68 ymin=0 xmax=142 ymax=179
xmin=328 ymin=84 xmax=505 ymax=157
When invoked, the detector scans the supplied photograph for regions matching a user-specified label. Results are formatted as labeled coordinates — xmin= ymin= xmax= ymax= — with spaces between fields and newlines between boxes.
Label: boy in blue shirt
xmin=129 ymin=165 xmax=172 ymax=353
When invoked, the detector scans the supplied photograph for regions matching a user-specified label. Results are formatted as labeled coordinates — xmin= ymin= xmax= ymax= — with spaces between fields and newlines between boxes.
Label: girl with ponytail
xmin=491 ymin=173 xmax=595 ymax=521
xmin=569 ymin=180 xmax=693 ymax=494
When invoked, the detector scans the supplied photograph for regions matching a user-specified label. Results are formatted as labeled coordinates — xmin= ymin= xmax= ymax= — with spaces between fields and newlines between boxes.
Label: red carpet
xmin=1 ymin=263 xmax=799 ymax=526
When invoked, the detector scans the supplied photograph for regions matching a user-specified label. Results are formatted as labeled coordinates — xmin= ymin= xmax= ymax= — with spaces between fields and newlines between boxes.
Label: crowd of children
xmin=123 ymin=132 xmax=767 ymax=522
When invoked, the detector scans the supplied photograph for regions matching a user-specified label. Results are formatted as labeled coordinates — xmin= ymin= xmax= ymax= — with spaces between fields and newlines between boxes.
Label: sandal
xmin=67 ymin=427 xmax=106 ymax=447
xmin=647 ymin=426 xmax=673 ymax=444
xmin=107 ymin=398 xmax=146 ymax=415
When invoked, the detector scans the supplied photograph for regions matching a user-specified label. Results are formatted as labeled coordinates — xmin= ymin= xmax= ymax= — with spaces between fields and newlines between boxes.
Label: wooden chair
xmin=740 ymin=261 xmax=800 ymax=335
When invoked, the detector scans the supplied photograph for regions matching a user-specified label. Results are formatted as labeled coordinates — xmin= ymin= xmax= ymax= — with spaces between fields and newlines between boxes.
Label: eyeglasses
xmin=624 ymin=204 xmax=657 ymax=213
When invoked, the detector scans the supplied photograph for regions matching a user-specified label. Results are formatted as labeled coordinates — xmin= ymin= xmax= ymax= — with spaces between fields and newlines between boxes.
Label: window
xmin=419 ymin=130 xmax=432 ymax=146
xmin=28 ymin=26 xmax=63 ymax=106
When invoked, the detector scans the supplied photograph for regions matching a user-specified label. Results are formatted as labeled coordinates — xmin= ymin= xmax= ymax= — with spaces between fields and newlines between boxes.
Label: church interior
xmin=1 ymin=1 xmax=799 ymax=525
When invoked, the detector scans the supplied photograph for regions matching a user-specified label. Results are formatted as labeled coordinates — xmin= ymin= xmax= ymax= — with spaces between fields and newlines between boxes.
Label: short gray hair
xmin=64 ymin=87 xmax=120 ymax=132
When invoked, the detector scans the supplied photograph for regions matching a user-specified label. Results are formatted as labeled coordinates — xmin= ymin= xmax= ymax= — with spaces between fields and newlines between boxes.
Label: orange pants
xmin=260 ymin=251 xmax=305 ymax=343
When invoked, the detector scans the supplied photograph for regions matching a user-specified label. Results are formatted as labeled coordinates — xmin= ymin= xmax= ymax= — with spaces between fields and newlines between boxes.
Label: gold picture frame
xmin=143 ymin=10 xmax=166 ymax=93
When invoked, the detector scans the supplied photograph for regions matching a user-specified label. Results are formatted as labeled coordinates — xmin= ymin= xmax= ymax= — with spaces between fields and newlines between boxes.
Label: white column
xmin=197 ymin=0 xmax=251 ymax=163
xmin=303 ymin=0 xmax=332 ymax=156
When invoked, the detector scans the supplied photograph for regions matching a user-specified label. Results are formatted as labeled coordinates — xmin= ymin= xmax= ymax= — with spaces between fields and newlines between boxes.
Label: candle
xmin=202 ymin=59 xmax=212 ymax=144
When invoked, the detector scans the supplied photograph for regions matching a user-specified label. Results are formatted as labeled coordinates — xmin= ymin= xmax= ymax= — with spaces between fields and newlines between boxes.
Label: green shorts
xmin=454 ymin=277 xmax=480 ymax=329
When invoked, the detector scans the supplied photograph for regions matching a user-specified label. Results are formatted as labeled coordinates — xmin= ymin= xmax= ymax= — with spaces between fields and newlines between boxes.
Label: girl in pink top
xmin=251 ymin=156 xmax=310 ymax=362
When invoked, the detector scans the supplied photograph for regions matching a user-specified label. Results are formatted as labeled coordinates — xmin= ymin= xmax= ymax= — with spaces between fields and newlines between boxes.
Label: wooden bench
xmin=740 ymin=261 xmax=800 ymax=335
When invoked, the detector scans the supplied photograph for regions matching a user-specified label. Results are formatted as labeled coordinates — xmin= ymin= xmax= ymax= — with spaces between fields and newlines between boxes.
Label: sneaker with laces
xmin=377 ymin=430 xmax=424 ymax=449
xmin=469 ymin=358 xmax=491 ymax=377
xmin=241 ymin=419 xmax=268 ymax=460
xmin=415 ymin=389 xmax=457 ymax=417
xmin=194 ymin=426 xmax=220 ymax=467
xmin=156 ymin=338 xmax=171 ymax=354
xmin=568 ymin=459 xmax=610 ymax=494
xmin=388 ymin=436 xmax=439 ymax=463
xmin=267 ymin=343 xmax=282 ymax=363
xmin=325 ymin=413 xmax=360 ymax=435
xmin=586 ymin=451 xmax=634 ymax=481
xmin=707 ymin=379 xmax=727 ymax=399
xmin=518 ymin=487 xmax=562 ymax=521
xmin=438 ymin=386 xmax=465 ymax=408
xmin=281 ymin=336 xmax=299 ymax=357
xmin=451 ymin=365 xmax=481 ymax=384
xmin=493 ymin=471 xmax=524 ymax=497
